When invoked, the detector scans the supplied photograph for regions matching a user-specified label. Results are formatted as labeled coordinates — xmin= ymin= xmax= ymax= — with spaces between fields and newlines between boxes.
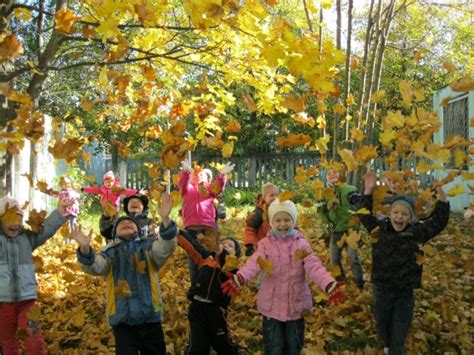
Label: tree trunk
xmin=336 ymin=0 xmax=342 ymax=50
xmin=343 ymin=0 xmax=353 ymax=141
xmin=302 ymin=0 xmax=314 ymax=33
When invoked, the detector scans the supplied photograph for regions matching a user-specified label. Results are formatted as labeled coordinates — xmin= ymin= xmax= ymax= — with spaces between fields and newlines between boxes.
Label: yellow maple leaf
xmin=294 ymin=248 xmax=309 ymax=261
xmin=338 ymin=148 xmax=357 ymax=172
xmin=346 ymin=230 xmax=361 ymax=250
xmin=54 ymin=7 xmax=81 ymax=34
xmin=197 ymin=230 xmax=220 ymax=253
xmin=224 ymin=121 xmax=241 ymax=132
xmin=440 ymin=96 xmax=452 ymax=107
xmin=222 ymin=141 xmax=234 ymax=158
xmin=446 ymin=184 xmax=464 ymax=197
xmin=379 ymin=129 xmax=397 ymax=146
xmin=115 ymin=280 xmax=132 ymax=298
xmin=454 ymin=150 xmax=467 ymax=168
xmin=26 ymin=209 xmax=47 ymax=233
xmin=278 ymin=191 xmax=296 ymax=202
xmin=450 ymin=76 xmax=474 ymax=92
xmin=102 ymin=200 xmax=118 ymax=217
xmin=283 ymin=96 xmax=306 ymax=112
xmin=399 ymin=80 xmax=413 ymax=107
xmin=221 ymin=255 xmax=240 ymax=272
xmin=442 ymin=61 xmax=456 ymax=73
xmin=257 ymin=256 xmax=273 ymax=276
xmin=330 ymin=265 xmax=341 ymax=278
xmin=0 ymin=34 xmax=24 ymax=64
xmin=132 ymin=254 xmax=147 ymax=274
xmin=371 ymin=90 xmax=385 ymax=103
xmin=27 ymin=305 xmax=41 ymax=322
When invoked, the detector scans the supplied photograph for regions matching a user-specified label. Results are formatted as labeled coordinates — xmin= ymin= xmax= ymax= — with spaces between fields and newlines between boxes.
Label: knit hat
xmin=123 ymin=194 xmax=149 ymax=214
xmin=389 ymin=195 xmax=415 ymax=220
xmin=0 ymin=196 xmax=24 ymax=217
xmin=112 ymin=216 xmax=140 ymax=238
xmin=268 ymin=199 xmax=298 ymax=229
xmin=222 ymin=237 xmax=241 ymax=258
xmin=103 ymin=171 xmax=115 ymax=182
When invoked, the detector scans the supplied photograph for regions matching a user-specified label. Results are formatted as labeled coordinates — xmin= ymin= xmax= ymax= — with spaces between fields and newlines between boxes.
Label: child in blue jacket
xmin=72 ymin=193 xmax=177 ymax=355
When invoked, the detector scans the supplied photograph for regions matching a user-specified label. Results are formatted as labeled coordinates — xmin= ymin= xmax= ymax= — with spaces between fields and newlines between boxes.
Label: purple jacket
xmin=178 ymin=171 xmax=226 ymax=229
xmin=238 ymin=231 xmax=335 ymax=322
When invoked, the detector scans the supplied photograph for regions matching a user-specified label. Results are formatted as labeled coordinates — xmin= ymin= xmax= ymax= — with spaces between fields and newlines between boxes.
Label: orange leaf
xmin=0 ymin=34 xmax=23 ymax=63
xmin=294 ymin=248 xmax=309 ymax=261
xmin=221 ymin=255 xmax=240 ymax=272
xmin=278 ymin=191 xmax=296 ymax=202
xmin=54 ymin=7 xmax=81 ymax=34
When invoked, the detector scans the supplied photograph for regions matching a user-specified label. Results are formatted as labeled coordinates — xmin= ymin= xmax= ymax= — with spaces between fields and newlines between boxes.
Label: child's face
xmin=0 ymin=214 xmax=23 ymax=238
xmin=264 ymin=187 xmax=279 ymax=205
xmin=221 ymin=239 xmax=236 ymax=255
xmin=104 ymin=179 xmax=114 ymax=188
xmin=198 ymin=171 xmax=211 ymax=184
xmin=272 ymin=211 xmax=293 ymax=234
xmin=115 ymin=219 xmax=138 ymax=239
xmin=389 ymin=204 xmax=411 ymax=231
xmin=127 ymin=198 xmax=144 ymax=213
xmin=327 ymin=169 xmax=340 ymax=184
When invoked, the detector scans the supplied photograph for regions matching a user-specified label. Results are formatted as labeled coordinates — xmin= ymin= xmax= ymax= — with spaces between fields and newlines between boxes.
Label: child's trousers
xmin=262 ymin=316 xmax=304 ymax=355
xmin=0 ymin=300 xmax=45 ymax=355
xmin=112 ymin=322 xmax=165 ymax=355
xmin=187 ymin=300 xmax=238 ymax=355
xmin=373 ymin=285 xmax=415 ymax=355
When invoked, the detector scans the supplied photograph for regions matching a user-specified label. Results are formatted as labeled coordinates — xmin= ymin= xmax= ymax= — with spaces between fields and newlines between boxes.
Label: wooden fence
xmin=124 ymin=152 xmax=320 ymax=189
xmin=123 ymin=153 xmax=434 ymax=190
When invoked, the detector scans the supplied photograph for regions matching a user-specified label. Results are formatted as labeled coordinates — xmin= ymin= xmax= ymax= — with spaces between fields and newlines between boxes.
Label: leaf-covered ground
xmin=33 ymin=208 xmax=473 ymax=354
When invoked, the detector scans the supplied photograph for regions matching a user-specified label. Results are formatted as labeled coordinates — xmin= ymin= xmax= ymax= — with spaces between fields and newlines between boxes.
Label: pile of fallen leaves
xmin=32 ymin=207 xmax=473 ymax=354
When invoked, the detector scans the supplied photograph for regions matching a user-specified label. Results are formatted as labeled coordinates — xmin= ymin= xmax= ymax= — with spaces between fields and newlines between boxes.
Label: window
xmin=443 ymin=95 xmax=469 ymax=170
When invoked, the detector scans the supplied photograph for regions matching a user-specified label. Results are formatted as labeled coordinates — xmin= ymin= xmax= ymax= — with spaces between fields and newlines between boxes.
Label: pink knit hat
xmin=0 ymin=196 xmax=24 ymax=216
xmin=103 ymin=171 xmax=115 ymax=182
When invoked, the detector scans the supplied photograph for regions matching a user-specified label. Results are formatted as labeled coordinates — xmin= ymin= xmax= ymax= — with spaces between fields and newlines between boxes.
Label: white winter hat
xmin=0 ymin=196 xmax=24 ymax=217
xmin=268 ymin=199 xmax=298 ymax=228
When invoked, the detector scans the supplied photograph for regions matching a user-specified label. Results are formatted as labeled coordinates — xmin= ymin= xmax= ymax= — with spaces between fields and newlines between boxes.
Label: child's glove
xmin=181 ymin=157 xmax=193 ymax=173
xmin=220 ymin=162 xmax=235 ymax=175
xmin=327 ymin=281 xmax=346 ymax=305
xmin=221 ymin=272 xmax=244 ymax=297
xmin=245 ymin=244 xmax=254 ymax=256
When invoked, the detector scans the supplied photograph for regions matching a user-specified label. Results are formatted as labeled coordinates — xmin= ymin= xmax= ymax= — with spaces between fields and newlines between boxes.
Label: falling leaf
xmin=221 ymin=255 xmax=240 ymax=272
xmin=346 ymin=230 xmax=361 ymax=250
xmin=278 ymin=191 xmax=296 ymax=202
xmin=54 ymin=7 xmax=81 ymax=34
xmin=132 ymin=254 xmax=147 ymax=274
xmin=338 ymin=148 xmax=357 ymax=172
xmin=115 ymin=280 xmax=132 ymax=298
xmin=446 ymin=184 xmax=464 ymax=197
xmin=222 ymin=141 xmax=234 ymax=158
xmin=442 ymin=61 xmax=456 ymax=73
xmin=26 ymin=209 xmax=47 ymax=233
xmin=399 ymin=80 xmax=413 ymax=107
xmin=440 ymin=96 xmax=452 ymax=107
xmin=451 ymin=76 xmax=474 ymax=92
xmin=257 ymin=256 xmax=273 ymax=276
xmin=197 ymin=230 xmax=220 ymax=253
xmin=27 ymin=305 xmax=41 ymax=321
xmin=0 ymin=34 xmax=24 ymax=63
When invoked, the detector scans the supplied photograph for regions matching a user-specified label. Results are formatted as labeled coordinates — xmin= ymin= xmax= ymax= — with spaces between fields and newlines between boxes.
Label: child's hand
xmin=327 ymin=281 xmax=347 ymax=305
xmin=221 ymin=272 xmax=244 ymax=297
xmin=245 ymin=244 xmax=254 ymax=256
xmin=138 ymin=188 xmax=148 ymax=195
xmin=363 ymin=172 xmax=377 ymax=195
xmin=434 ymin=185 xmax=447 ymax=202
xmin=220 ymin=162 xmax=235 ymax=175
xmin=70 ymin=224 xmax=93 ymax=255
xmin=158 ymin=192 xmax=173 ymax=226
xmin=57 ymin=198 xmax=73 ymax=217
xmin=180 ymin=156 xmax=193 ymax=173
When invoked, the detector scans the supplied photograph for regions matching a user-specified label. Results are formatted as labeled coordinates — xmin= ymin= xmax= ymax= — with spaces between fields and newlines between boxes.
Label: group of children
xmin=0 ymin=161 xmax=452 ymax=355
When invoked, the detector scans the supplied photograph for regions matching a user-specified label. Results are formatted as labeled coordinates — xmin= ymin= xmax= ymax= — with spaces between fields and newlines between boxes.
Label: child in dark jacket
xmin=243 ymin=182 xmax=279 ymax=256
xmin=178 ymin=231 xmax=240 ymax=355
xmin=355 ymin=172 xmax=450 ymax=355
xmin=72 ymin=193 xmax=177 ymax=355
xmin=100 ymin=193 xmax=156 ymax=241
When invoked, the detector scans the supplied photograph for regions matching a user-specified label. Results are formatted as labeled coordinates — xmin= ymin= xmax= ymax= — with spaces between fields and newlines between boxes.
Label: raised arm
xmin=416 ymin=185 xmax=450 ymax=244
xmin=352 ymin=172 xmax=382 ymax=233
xmin=72 ymin=226 xmax=112 ymax=276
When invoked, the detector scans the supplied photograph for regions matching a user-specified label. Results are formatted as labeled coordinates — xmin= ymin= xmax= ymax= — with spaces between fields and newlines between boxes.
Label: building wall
xmin=433 ymin=86 xmax=473 ymax=212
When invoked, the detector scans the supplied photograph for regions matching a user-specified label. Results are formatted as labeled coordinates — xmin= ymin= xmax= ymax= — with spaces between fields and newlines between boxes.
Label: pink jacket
xmin=82 ymin=186 xmax=137 ymax=211
xmin=178 ymin=170 xmax=226 ymax=229
xmin=56 ymin=188 xmax=80 ymax=217
xmin=238 ymin=231 xmax=335 ymax=322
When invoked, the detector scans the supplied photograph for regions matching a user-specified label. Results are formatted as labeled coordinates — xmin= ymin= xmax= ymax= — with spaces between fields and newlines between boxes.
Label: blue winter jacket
xmin=77 ymin=221 xmax=177 ymax=327
xmin=0 ymin=210 xmax=66 ymax=302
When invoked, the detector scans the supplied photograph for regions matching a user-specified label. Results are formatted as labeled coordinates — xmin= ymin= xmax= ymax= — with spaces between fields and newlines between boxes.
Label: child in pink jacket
xmin=178 ymin=158 xmax=234 ymax=283
xmin=81 ymin=171 xmax=138 ymax=215
xmin=222 ymin=199 xmax=346 ymax=354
